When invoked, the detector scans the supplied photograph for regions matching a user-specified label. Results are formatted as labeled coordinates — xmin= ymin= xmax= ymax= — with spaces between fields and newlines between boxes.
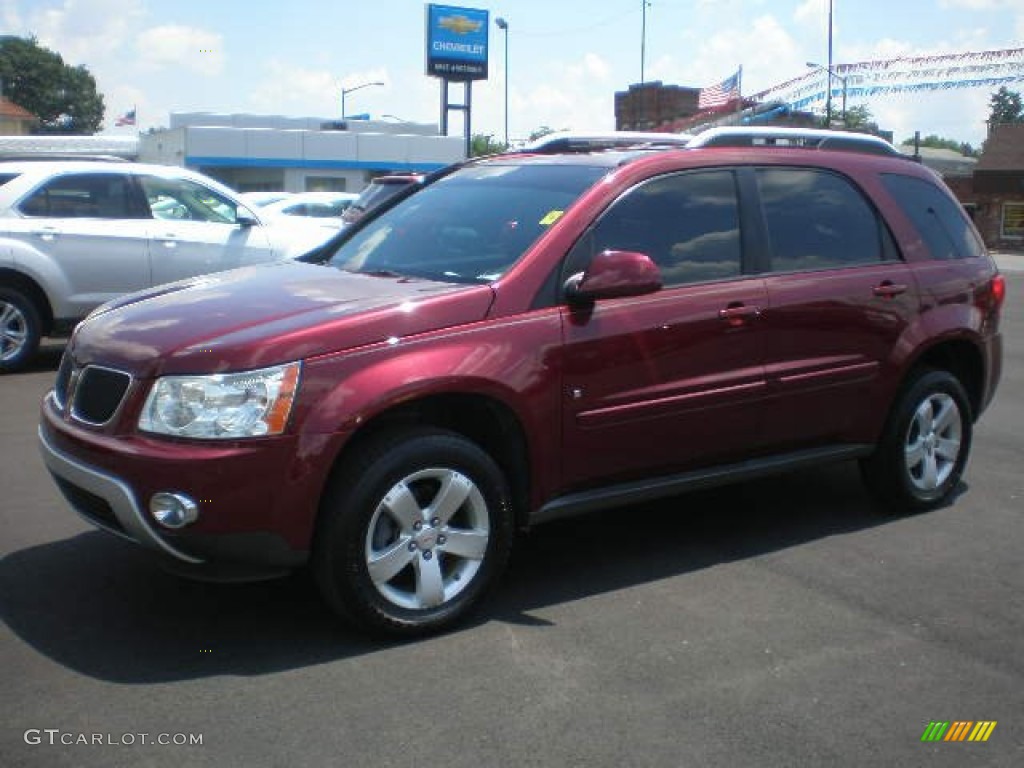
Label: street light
xmin=341 ymin=81 xmax=384 ymax=119
xmin=806 ymin=61 xmax=847 ymax=127
xmin=495 ymin=17 xmax=509 ymax=147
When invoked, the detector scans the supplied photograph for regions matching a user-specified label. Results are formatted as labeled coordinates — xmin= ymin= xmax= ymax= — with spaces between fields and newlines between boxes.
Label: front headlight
xmin=139 ymin=362 xmax=301 ymax=439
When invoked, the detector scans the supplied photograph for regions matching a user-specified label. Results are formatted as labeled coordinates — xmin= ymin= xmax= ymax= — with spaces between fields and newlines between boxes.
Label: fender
xmin=297 ymin=307 xmax=566 ymax=507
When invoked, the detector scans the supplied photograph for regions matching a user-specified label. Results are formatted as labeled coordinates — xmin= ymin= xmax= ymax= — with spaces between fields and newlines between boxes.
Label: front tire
xmin=0 ymin=287 xmax=42 ymax=374
xmin=314 ymin=428 xmax=514 ymax=637
xmin=861 ymin=369 xmax=972 ymax=513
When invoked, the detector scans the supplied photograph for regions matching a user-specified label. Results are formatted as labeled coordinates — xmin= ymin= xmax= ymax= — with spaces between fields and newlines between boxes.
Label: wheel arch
xmin=905 ymin=336 xmax=985 ymax=422
xmin=0 ymin=267 xmax=54 ymax=336
xmin=319 ymin=390 xmax=533 ymax=532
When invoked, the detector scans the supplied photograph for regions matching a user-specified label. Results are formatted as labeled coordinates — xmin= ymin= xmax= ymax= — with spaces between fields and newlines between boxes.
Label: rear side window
xmin=18 ymin=172 xmax=143 ymax=219
xmin=757 ymin=168 xmax=886 ymax=272
xmin=882 ymin=173 xmax=985 ymax=260
xmin=0 ymin=172 xmax=20 ymax=187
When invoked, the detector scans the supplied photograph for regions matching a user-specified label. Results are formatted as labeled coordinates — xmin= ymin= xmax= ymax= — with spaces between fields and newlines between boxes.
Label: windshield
xmin=327 ymin=162 xmax=607 ymax=283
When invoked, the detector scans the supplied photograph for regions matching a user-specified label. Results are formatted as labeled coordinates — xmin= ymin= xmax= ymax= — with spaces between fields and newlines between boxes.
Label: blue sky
xmin=3 ymin=0 xmax=1022 ymax=147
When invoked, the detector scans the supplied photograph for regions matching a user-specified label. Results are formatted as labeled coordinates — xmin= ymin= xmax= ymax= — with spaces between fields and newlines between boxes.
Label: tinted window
xmin=18 ymin=172 xmax=140 ymax=219
xmin=882 ymin=173 xmax=985 ymax=260
xmin=581 ymin=170 xmax=742 ymax=287
xmin=329 ymin=163 xmax=607 ymax=283
xmin=0 ymin=172 xmax=20 ymax=187
xmin=758 ymin=168 xmax=883 ymax=272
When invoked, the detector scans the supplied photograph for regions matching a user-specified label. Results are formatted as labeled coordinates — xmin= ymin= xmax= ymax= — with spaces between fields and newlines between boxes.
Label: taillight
xmin=991 ymin=273 xmax=1006 ymax=309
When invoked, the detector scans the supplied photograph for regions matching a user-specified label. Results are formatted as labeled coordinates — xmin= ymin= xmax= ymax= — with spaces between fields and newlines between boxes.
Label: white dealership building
xmin=138 ymin=113 xmax=465 ymax=193
xmin=0 ymin=113 xmax=465 ymax=194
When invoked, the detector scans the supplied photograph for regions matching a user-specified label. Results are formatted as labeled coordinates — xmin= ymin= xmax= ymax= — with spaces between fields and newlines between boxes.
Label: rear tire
xmin=314 ymin=428 xmax=514 ymax=637
xmin=0 ymin=287 xmax=42 ymax=374
xmin=860 ymin=369 xmax=972 ymax=513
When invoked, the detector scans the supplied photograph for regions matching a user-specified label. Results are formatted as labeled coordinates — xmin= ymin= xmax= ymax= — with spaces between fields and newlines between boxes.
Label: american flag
xmin=698 ymin=68 xmax=742 ymax=110
xmin=115 ymin=108 xmax=136 ymax=127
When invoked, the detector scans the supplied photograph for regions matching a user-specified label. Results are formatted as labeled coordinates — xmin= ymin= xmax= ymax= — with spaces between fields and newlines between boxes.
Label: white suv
xmin=0 ymin=160 xmax=337 ymax=372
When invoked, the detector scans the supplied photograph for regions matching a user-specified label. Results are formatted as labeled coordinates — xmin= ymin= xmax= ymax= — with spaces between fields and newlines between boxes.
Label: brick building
xmin=615 ymin=82 xmax=701 ymax=131
xmin=973 ymin=123 xmax=1024 ymax=251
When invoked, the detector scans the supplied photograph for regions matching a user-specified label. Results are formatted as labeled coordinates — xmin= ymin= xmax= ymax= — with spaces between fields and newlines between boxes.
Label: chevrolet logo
xmin=439 ymin=15 xmax=481 ymax=35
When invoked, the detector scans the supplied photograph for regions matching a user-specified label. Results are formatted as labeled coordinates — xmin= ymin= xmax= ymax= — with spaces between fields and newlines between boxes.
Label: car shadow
xmin=2 ymin=462 xmax=914 ymax=682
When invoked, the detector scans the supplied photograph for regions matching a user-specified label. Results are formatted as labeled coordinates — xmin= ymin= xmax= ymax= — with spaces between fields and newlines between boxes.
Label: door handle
xmin=872 ymin=281 xmax=908 ymax=298
xmin=34 ymin=226 xmax=59 ymax=241
xmin=719 ymin=304 xmax=761 ymax=327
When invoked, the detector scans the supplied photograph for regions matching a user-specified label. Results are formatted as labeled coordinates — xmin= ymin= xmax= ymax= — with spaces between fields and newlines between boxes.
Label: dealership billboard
xmin=425 ymin=4 xmax=489 ymax=81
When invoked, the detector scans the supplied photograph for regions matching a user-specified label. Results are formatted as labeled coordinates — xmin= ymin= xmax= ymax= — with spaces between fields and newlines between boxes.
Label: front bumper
xmin=39 ymin=424 xmax=201 ymax=563
xmin=39 ymin=393 xmax=328 ymax=579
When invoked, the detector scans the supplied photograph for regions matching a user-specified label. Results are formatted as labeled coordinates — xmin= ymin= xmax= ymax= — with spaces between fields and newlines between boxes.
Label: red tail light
xmin=991 ymin=273 xmax=1006 ymax=309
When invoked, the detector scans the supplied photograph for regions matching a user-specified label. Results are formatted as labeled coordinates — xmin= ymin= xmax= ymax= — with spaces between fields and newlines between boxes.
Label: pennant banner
xmin=751 ymin=47 xmax=1024 ymax=109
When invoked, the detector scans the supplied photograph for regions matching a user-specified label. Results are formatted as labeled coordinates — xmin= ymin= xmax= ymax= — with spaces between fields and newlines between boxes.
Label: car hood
xmin=71 ymin=261 xmax=495 ymax=377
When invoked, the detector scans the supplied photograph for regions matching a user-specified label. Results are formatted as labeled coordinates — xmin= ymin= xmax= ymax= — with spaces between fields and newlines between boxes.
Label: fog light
xmin=150 ymin=493 xmax=199 ymax=529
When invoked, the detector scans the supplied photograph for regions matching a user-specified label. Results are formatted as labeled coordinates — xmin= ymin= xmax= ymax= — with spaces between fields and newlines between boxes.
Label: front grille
xmin=54 ymin=476 xmax=126 ymax=535
xmin=56 ymin=359 xmax=133 ymax=426
xmin=71 ymin=366 xmax=132 ymax=425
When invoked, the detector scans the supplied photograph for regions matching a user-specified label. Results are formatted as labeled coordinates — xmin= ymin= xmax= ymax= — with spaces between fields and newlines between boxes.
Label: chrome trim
xmin=38 ymin=425 xmax=202 ymax=564
xmin=68 ymin=364 xmax=134 ymax=427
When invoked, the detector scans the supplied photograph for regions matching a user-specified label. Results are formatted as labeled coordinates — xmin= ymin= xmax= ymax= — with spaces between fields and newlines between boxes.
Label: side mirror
xmin=236 ymin=209 xmax=259 ymax=228
xmin=564 ymin=249 xmax=662 ymax=304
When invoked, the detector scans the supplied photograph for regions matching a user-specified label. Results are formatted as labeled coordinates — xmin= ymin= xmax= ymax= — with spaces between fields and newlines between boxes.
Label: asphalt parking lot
xmin=2 ymin=267 xmax=1022 ymax=768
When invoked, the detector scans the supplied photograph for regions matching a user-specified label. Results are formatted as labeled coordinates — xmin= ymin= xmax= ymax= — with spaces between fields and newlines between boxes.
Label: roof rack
xmin=687 ymin=126 xmax=901 ymax=157
xmin=517 ymin=130 xmax=692 ymax=155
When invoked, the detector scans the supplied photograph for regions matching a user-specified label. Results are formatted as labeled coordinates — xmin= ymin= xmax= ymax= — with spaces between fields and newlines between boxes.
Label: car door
xmin=558 ymin=169 xmax=769 ymax=490
xmin=138 ymin=174 xmax=275 ymax=286
xmin=752 ymin=166 xmax=920 ymax=448
xmin=8 ymin=170 xmax=151 ymax=316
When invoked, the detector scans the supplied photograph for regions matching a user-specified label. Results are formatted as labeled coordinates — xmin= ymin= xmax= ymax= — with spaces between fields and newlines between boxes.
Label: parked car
xmin=239 ymin=191 xmax=293 ymax=208
xmin=340 ymin=174 xmax=425 ymax=225
xmin=260 ymin=192 xmax=358 ymax=228
xmin=0 ymin=161 xmax=338 ymax=371
xmin=39 ymin=128 xmax=1005 ymax=637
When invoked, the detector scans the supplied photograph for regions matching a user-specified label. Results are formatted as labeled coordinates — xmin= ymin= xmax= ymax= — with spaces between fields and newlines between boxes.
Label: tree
xmin=900 ymin=134 xmax=977 ymax=157
xmin=841 ymin=105 xmax=874 ymax=131
xmin=0 ymin=36 xmax=104 ymax=134
xmin=470 ymin=133 xmax=508 ymax=157
xmin=988 ymin=86 xmax=1023 ymax=126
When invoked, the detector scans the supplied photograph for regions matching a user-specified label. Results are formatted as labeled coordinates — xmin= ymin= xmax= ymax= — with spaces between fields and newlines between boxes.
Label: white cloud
xmin=20 ymin=0 xmax=144 ymax=64
xmin=248 ymin=62 xmax=392 ymax=117
xmin=1 ymin=0 xmax=23 ymax=32
xmin=794 ymin=0 xmax=826 ymax=27
xmin=940 ymin=0 xmax=1016 ymax=8
xmin=135 ymin=25 xmax=225 ymax=75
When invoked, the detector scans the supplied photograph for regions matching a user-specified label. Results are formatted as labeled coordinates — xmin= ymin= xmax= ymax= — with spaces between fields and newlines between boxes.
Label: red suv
xmin=39 ymin=128 xmax=1005 ymax=636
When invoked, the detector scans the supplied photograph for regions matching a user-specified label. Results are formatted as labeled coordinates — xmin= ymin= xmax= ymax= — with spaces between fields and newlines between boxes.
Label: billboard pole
xmin=465 ymin=81 xmax=472 ymax=157
xmin=426 ymin=4 xmax=489 ymax=159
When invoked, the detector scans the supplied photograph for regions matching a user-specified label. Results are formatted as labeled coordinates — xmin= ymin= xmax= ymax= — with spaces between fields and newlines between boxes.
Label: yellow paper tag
xmin=539 ymin=210 xmax=564 ymax=226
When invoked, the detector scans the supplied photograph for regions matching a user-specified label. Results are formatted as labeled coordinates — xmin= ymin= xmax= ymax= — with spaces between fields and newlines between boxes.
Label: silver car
xmin=0 ymin=160 xmax=336 ymax=372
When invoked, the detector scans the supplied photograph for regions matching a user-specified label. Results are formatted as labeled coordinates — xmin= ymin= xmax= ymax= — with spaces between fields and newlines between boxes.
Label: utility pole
xmin=641 ymin=1 xmax=649 ymax=83
xmin=826 ymin=0 xmax=834 ymax=126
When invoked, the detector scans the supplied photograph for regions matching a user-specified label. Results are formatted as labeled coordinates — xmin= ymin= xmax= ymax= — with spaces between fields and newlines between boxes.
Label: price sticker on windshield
xmin=539 ymin=210 xmax=564 ymax=226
